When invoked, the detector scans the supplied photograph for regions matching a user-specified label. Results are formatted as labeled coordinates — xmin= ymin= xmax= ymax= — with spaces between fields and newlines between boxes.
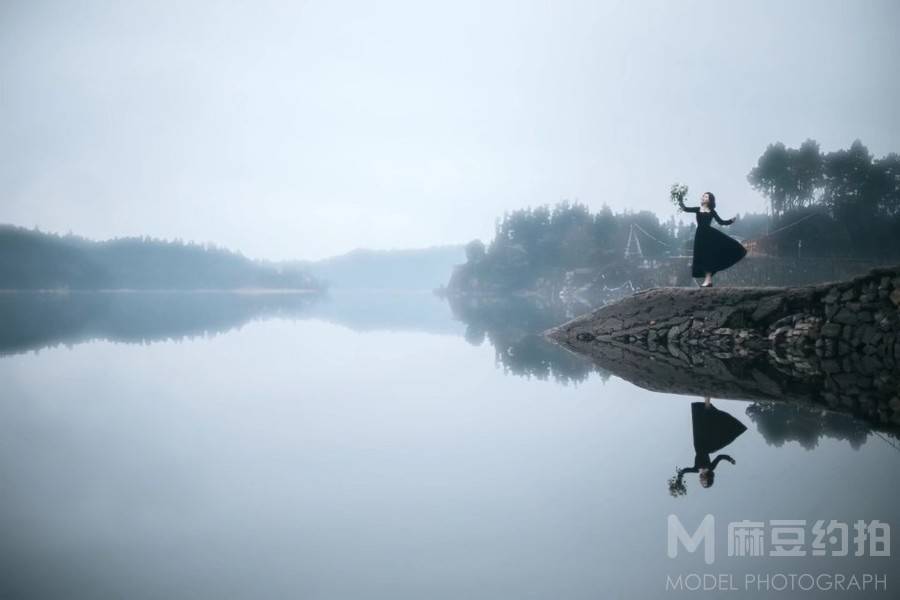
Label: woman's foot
xmin=700 ymin=281 xmax=713 ymax=288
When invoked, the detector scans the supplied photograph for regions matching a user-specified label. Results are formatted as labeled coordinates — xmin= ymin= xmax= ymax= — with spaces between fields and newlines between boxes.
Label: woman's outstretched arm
xmin=678 ymin=198 xmax=699 ymax=213
xmin=710 ymin=455 xmax=736 ymax=469
xmin=712 ymin=210 xmax=736 ymax=225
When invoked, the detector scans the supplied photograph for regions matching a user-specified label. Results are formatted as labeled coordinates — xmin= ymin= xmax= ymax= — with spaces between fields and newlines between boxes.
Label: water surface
xmin=0 ymin=291 xmax=897 ymax=598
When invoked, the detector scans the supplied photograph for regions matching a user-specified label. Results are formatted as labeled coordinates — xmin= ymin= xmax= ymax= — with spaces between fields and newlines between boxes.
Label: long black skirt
xmin=691 ymin=402 xmax=747 ymax=456
xmin=691 ymin=226 xmax=747 ymax=278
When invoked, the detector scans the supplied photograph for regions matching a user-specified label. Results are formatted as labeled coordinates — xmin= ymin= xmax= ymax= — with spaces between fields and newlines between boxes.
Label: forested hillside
xmin=0 ymin=225 xmax=322 ymax=290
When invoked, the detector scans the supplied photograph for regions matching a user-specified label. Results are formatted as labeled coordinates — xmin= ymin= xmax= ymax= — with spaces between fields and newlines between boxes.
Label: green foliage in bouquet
xmin=670 ymin=183 xmax=689 ymax=210
xmin=668 ymin=469 xmax=687 ymax=497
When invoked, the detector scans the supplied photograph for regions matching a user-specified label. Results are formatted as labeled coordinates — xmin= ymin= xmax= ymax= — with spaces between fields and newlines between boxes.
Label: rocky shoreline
xmin=545 ymin=266 xmax=900 ymax=430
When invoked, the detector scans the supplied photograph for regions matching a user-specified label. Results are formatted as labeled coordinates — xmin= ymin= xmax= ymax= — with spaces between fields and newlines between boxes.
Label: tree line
xmin=0 ymin=225 xmax=323 ymax=290
xmin=748 ymin=139 xmax=900 ymax=257
xmin=459 ymin=202 xmax=692 ymax=290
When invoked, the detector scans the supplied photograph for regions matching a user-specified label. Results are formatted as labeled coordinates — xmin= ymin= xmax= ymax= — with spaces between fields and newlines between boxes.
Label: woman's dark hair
xmin=704 ymin=192 xmax=716 ymax=210
xmin=699 ymin=470 xmax=716 ymax=488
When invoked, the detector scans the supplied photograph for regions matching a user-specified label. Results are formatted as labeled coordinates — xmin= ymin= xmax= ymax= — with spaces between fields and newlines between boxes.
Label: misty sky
xmin=1 ymin=0 xmax=898 ymax=260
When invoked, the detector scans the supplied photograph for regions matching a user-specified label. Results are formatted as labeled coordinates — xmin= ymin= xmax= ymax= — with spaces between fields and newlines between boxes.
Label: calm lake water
xmin=1 ymin=290 xmax=897 ymax=598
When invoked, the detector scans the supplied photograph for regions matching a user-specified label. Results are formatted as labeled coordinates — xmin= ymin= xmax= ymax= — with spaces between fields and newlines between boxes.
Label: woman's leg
xmin=702 ymin=272 xmax=712 ymax=286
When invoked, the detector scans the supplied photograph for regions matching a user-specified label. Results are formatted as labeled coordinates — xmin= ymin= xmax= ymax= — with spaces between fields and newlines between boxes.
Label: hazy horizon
xmin=2 ymin=0 xmax=898 ymax=260
xmin=0 ymin=221 xmax=466 ymax=263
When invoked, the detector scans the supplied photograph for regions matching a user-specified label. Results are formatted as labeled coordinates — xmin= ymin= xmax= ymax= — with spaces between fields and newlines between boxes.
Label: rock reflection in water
xmin=446 ymin=292 xmax=601 ymax=384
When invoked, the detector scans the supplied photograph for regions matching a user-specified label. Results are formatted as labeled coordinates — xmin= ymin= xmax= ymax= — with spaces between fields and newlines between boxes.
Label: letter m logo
xmin=668 ymin=514 xmax=715 ymax=564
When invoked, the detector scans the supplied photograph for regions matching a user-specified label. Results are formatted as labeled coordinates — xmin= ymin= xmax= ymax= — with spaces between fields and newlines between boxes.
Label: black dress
xmin=679 ymin=202 xmax=747 ymax=278
xmin=690 ymin=401 xmax=747 ymax=467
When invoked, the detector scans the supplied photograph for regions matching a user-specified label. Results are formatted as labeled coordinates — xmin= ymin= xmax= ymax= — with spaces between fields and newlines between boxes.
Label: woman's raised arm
xmin=678 ymin=198 xmax=699 ymax=213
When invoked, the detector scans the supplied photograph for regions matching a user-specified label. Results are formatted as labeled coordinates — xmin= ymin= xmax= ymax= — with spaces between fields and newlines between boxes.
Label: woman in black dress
xmin=668 ymin=397 xmax=746 ymax=495
xmin=678 ymin=192 xmax=746 ymax=287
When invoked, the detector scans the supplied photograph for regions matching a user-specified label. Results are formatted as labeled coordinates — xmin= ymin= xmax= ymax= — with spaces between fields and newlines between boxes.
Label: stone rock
xmin=833 ymin=373 xmax=858 ymax=390
xmin=842 ymin=325 xmax=854 ymax=341
xmin=821 ymin=359 xmax=841 ymax=374
xmin=604 ymin=318 xmax=624 ymax=332
xmin=862 ymin=326 xmax=880 ymax=346
xmin=751 ymin=296 xmax=784 ymax=322
xmin=769 ymin=326 xmax=791 ymax=344
xmin=821 ymin=323 xmax=842 ymax=338
xmin=833 ymin=309 xmax=858 ymax=325
xmin=890 ymin=289 xmax=900 ymax=307
xmin=542 ymin=265 xmax=900 ymax=434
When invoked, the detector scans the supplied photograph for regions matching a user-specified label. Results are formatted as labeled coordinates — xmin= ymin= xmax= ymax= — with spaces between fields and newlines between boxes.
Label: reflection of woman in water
xmin=677 ymin=192 xmax=746 ymax=287
xmin=669 ymin=397 xmax=747 ymax=496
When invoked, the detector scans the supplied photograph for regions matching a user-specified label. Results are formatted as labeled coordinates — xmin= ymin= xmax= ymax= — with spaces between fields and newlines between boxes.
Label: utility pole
xmin=625 ymin=224 xmax=643 ymax=260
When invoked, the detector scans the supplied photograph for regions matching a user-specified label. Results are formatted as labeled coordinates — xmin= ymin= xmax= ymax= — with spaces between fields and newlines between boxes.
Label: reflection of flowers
xmin=670 ymin=183 xmax=689 ymax=210
xmin=668 ymin=468 xmax=687 ymax=497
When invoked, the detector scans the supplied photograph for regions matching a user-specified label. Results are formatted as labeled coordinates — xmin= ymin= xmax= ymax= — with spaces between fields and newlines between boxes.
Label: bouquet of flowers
xmin=669 ymin=183 xmax=688 ymax=210
xmin=667 ymin=469 xmax=687 ymax=497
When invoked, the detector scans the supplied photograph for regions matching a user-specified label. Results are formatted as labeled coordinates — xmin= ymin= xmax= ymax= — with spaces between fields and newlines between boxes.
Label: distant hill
xmin=0 ymin=224 xmax=322 ymax=290
xmin=301 ymin=245 xmax=466 ymax=290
